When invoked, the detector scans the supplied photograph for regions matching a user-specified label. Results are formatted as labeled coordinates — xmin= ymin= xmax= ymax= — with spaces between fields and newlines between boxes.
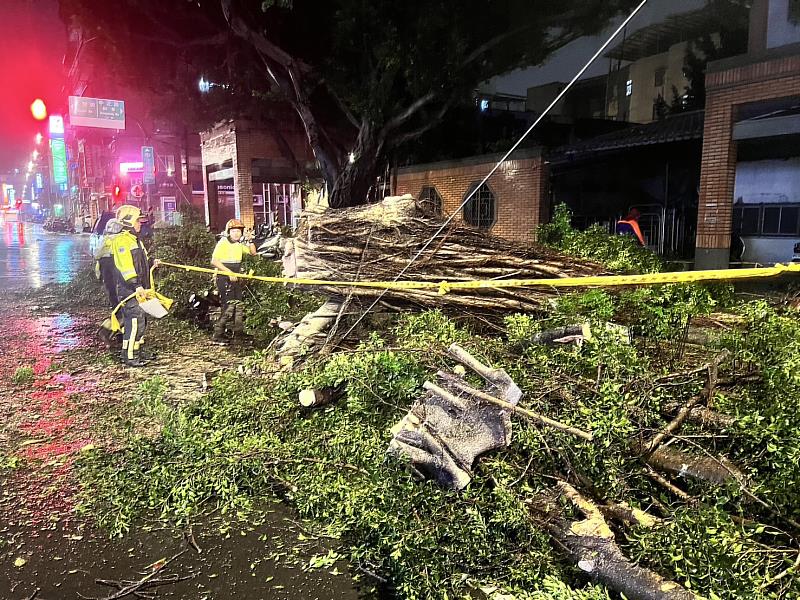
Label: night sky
xmin=0 ymin=0 xmax=66 ymax=173
xmin=0 ymin=0 xmax=714 ymax=172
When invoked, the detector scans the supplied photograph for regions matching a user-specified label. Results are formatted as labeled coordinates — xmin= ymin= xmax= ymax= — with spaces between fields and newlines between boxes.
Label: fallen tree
xmin=282 ymin=195 xmax=607 ymax=315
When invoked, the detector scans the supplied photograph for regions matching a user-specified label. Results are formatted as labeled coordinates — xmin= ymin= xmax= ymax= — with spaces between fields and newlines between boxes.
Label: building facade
xmin=200 ymin=115 xmax=316 ymax=232
xmin=695 ymin=0 xmax=800 ymax=268
xmin=395 ymin=149 xmax=549 ymax=245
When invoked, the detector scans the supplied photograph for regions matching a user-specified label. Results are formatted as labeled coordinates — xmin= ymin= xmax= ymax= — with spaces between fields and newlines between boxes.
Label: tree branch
xmin=220 ymin=0 xmax=310 ymax=73
xmin=390 ymin=94 xmax=461 ymax=146
xmin=383 ymin=93 xmax=436 ymax=133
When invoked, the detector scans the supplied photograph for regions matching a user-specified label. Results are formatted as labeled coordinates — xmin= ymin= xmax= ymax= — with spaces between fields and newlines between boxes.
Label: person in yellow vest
xmin=112 ymin=205 xmax=160 ymax=367
xmin=211 ymin=218 xmax=258 ymax=344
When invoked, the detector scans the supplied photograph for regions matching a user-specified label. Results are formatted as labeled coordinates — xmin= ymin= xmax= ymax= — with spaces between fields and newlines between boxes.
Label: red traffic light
xmin=111 ymin=182 xmax=126 ymax=204
xmin=30 ymin=99 xmax=47 ymax=121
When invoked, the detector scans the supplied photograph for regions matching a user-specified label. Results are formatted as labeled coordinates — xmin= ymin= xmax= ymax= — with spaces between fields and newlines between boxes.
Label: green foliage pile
xmin=77 ymin=294 xmax=800 ymax=599
xmin=71 ymin=198 xmax=796 ymax=599
xmin=151 ymin=220 xmax=319 ymax=341
xmin=538 ymin=204 xmax=664 ymax=274
xmin=54 ymin=263 xmax=105 ymax=307
xmin=151 ymin=218 xmax=217 ymax=311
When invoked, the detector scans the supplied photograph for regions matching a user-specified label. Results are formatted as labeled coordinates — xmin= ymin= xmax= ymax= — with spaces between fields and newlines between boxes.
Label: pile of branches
xmin=282 ymin=195 xmax=607 ymax=315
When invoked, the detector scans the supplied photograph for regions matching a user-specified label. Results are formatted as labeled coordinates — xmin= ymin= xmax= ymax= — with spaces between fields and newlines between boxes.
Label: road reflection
xmin=0 ymin=221 xmax=91 ymax=290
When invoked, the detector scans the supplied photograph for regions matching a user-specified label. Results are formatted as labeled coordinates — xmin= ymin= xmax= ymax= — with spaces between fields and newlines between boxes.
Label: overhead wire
xmin=339 ymin=0 xmax=651 ymax=339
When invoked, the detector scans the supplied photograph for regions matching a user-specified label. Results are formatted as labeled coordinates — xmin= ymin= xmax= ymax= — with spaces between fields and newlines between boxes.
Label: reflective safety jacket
xmin=111 ymin=229 xmax=151 ymax=291
xmin=211 ymin=237 xmax=248 ymax=273
xmin=616 ymin=219 xmax=645 ymax=246
xmin=94 ymin=235 xmax=114 ymax=260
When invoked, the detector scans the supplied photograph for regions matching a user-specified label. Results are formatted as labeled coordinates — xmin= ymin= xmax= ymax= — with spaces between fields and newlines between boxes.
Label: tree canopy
xmin=59 ymin=0 xmax=640 ymax=206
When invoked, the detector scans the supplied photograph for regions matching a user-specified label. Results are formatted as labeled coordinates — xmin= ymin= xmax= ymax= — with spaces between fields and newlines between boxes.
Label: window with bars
xmin=463 ymin=182 xmax=496 ymax=230
xmin=733 ymin=203 xmax=800 ymax=236
xmin=418 ymin=186 xmax=443 ymax=216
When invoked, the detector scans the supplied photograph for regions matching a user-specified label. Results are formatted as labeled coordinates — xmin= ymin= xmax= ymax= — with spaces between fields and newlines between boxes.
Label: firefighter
xmin=616 ymin=208 xmax=646 ymax=246
xmin=211 ymin=218 xmax=258 ymax=344
xmin=112 ymin=205 xmax=160 ymax=367
xmin=93 ymin=215 xmax=123 ymax=309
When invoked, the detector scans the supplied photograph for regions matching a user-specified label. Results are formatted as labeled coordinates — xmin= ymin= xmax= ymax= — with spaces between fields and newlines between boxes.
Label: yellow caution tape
xmin=108 ymin=265 xmax=174 ymax=332
xmin=157 ymin=260 xmax=800 ymax=294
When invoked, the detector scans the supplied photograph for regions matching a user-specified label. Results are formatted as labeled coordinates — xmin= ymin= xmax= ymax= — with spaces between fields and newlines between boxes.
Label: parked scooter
xmin=187 ymin=289 xmax=222 ymax=328
xmin=43 ymin=218 xmax=75 ymax=233
xmin=252 ymin=223 xmax=283 ymax=259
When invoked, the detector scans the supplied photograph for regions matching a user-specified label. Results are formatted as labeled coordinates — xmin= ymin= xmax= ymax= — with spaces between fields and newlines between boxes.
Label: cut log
xmin=299 ymin=386 xmax=344 ymax=408
xmin=660 ymin=404 xmax=736 ymax=430
xmin=283 ymin=195 xmax=607 ymax=316
xmin=550 ymin=482 xmax=697 ymax=600
xmin=644 ymin=444 xmax=744 ymax=486
xmin=274 ymin=300 xmax=344 ymax=360
xmin=599 ymin=501 xmax=662 ymax=528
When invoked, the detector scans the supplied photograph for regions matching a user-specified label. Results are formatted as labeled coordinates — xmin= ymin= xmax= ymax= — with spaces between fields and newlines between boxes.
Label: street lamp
xmin=32 ymin=149 xmax=39 ymax=160
xmin=27 ymin=161 xmax=34 ymax=172
xmin=35 ymin=133 xmax=43 ymax=145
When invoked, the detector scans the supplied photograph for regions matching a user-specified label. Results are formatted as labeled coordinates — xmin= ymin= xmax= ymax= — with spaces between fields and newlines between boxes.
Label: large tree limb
xmin=220 ymin=0 xmax=309 ymax=72
xmin=550 ymin=482 xmax=698 ymax=600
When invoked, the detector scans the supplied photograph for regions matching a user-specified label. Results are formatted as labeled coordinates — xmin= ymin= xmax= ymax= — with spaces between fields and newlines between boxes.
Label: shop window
xmin=419 ymin=186 xmax=443 ymax=216
xmin=790 ymin=0 xmax=800 ymax=26
xmin=463 ymin=182 xmax=496 ymax=230
xmin=739 ymin=207 xmax=760 ymax=235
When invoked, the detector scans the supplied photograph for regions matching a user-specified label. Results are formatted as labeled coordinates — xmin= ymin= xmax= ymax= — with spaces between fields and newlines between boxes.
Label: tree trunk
xmin=328 ymin=120 xmax=383 ymax=208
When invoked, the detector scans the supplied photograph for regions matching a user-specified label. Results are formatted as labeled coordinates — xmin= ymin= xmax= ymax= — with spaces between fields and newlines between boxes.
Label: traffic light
xmin=30 ymin=99 xmax=47 ymax=121
xmin=111 ymin=182 xmax=125 ymax=204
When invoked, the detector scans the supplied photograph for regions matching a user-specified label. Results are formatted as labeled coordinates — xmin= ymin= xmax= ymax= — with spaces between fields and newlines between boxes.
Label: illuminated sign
xmin=50 ymin=139 xmax=68 ymax=185
xmin=142 ymin=146 xmax=156 ymax=185
xmin=120 ymin=161 xmax=144 ymax=174
xmin=35 ymin=173 xmax=43 ymax=189
xmin=68 ymin=96 xmax=125 ymax=129
xmin=49 ymin=115 xmax=64 ymax=136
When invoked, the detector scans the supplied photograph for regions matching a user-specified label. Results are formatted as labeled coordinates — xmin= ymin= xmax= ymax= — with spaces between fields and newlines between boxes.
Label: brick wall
xmin=395 ymin=149 xmax=548 ymax=245
xmin=696 ymin=53 xmax=800 ymax=266
xmin=200 ymin=118 xmax=312 ymax=229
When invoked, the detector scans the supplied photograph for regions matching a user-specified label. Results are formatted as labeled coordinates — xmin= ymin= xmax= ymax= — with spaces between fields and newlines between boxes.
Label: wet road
xmin=0 ymin=220 xmax=91 ymax=290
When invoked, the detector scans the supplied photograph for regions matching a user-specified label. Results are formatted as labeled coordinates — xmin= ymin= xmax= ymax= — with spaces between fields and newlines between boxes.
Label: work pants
xmin=99 ymin=257 xmax=119 ymax=308
xmin=119 ymin=294 xmax=148 ymax=361
xmin=214 ymin=275 xmax=244 ymax=337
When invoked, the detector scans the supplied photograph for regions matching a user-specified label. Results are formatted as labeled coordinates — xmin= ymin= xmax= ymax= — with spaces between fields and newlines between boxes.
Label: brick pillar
xmin=233 ymin=127 xmax=255 ymax=228
xmin=695 ymin=97 xmax=736 ymax=270
xmin=533 ymin=155 xmax=550 ymax=232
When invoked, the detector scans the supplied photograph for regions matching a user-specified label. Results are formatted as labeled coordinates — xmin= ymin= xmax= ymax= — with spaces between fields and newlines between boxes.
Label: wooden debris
xmin=299 ymin=385 xmax=344 ymax=408
xmin=283 ymin=195 xmax=607 ymax=315
xmin=547 ymin=481 xmax=698 ymax=600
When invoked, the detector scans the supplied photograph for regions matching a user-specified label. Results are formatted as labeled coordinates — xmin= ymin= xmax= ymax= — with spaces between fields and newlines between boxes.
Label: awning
xmin=550 ymin=111 xmax=704 ymax=164
xmin=734 ymin=105 xmax=800 ymax=141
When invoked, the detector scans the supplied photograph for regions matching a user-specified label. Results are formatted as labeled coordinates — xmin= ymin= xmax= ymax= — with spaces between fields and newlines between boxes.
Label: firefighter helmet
xmin=116 ymin=205 xmax=142 ymax=228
